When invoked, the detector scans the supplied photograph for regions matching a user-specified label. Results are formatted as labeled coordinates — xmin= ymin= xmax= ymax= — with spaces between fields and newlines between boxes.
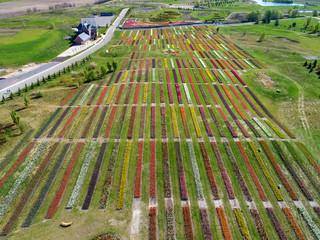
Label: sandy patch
xmin=253 ymin=72 xmax=275 ymax=89
xmin=278 ymin=37 xmax=299 ymax=43
xmin=1 ymin=63 xmax=48 ymax=79
xmin=181 ymin=14 xmax=199 ymax=21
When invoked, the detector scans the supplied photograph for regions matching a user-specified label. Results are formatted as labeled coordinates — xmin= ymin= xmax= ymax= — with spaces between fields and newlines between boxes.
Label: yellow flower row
xmin=69 ymin=106 xmax=89 ymax=138
xmin=264 ymin=119 xmax=285 ymax=139
xmin=171 ymin=106 xmax=179 ymax=138
xmin=106 ymin=85 xmax=116 ymax=105
xmin=116 ymin=141 xmax=132 ymax=210
xmin=234 ymin=208 xmax=251 ymax=240
xmin=122 ymin=70 xmax=129 ymax=82
xmin=143 ymin=83 xmax=148 ymax=103
xmin=189 ymin=106 xmax=202 ymax=138
xmin=248 ymin=141 xmax=283 ymax=201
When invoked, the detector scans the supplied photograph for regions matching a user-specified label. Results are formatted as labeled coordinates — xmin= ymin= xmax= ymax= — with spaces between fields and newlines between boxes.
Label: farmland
xmin=0 ymin=22 xmax=320 ymax=240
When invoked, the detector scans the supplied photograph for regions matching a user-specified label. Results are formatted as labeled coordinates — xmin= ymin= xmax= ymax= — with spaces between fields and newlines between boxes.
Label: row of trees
xmin=303 ymin=60 xmax=320 ymax=78
xmin=247 ymin=9 xmax=282 ymax=23
xmin=83 ymin=61 xmax=117 ymax=82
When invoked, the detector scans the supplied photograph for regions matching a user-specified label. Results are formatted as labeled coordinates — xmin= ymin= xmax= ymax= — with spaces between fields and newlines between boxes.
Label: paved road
xmin=0 ymin=8 xmax=129 ymax=99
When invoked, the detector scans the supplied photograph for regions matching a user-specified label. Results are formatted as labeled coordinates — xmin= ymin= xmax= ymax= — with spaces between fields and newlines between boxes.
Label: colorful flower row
xmin=189 ymin=106 xmax=202 ymax=138
xmin=150 ymin=141 xmax=156 ymax=198
xmin=187 ymin=141 xmax=204 ymax=199
xmin=104 ymin=106 xmax=118 ymax=138
xmin=298 ymin=207 xmax=320 ymax=239
xmin=264 ymin=119 xmax=285 ymax=139
xmin=211 ymin=141 xmax=235 ymax=199
xmin=115 ymin=106 xmax=128 ymax=139
xmin=139 ymin=106 xmax=146 ymax=138
xmin=175 ymin=83 xmax=182 ymax=103
xmin=207 ymin=107 xmax=225 ymax=137
xmin=171 ymin=106 xmax=179 ymax=138
xmin=151 ymin=83 xmax=156 ymax=102
xmin=161 ymin=107 xmax=167 ymax=138
xmin=259 ymin=140 xmax=298 ymax=200
xmin=282 ymin=207 xmax=305 ymax=240
xmin=124 ymin=83 xmax=132 ymax=104
xmin=134 ymin=83 xmax=140 ymax=104
xmin=295 ymin=141 xmax=320 ymax=175
xmin=199 ymin=208 xmax=213 ymax=240
xmin=143 ymin=83 xmax=148 ymax=103
xmin=81 ymin=106 xmax=99 ymax=138
xmin=166 ymin=205 xmax=175 ymax=240
xmin=45 ymin=142 xmax=83 ymax=219
xmin=0 ymin=142 xmax=35 ymax=189
xmin=248 ymin=141 xmax=283 ymax=201
xmin=216 ymin=207 xmax=232 ymax=240
xmin=190 ymin=83 xmax=201 ymax=105
xmin=1 ymin=142 xmax=59 ymax=236
xmin=160 ymin=84 xmax=165 ymax=103
xmin=223 ymin=142 xmax=252 ymax=201
xmin=82 ymin=142 xmax=108 ymax=210
xmin=168 ymin=84 xmax=174 ymax=103
xmin=134 ymin=141 xmax=144 ymax=198
xmin=22 ymin=143 xmax=70 ymax=227
xmin=99 ymin=142 xmax=120 ymax=209
xmin=163 ymin=142 xmax=172 ymax=198
xmin=127 ymin=106 xmax=137 ymax=139
xmin=175 ymin=142 xmax=188 ymax=200
xmin=60 ymin=88 xmax=77 ymax=106
xmin=266 ymin=207 xmax=287 ymax=240
xmin=66 ymin=142 xmax=96 ymax=209
xmin=180 ymin=107 xmax=191 ymax=138
xmin=96 ymin=87 xmax=108 ymax=105
xmin=116 ymin=141 xmax=132 ymax=210
xmin=236 ymin=141 xmax=268 ymax=202
xmin=149 ymin=207 xmax=157 ymax=240
xmin=115 ymin=84 xmax=125 ymax=104
xmin=198 ymin=84 xmax=210 ymax=105
xmin=199 ymin=142 xmax=219 ymax=199
xmin=47 ymin=107 xmax=71 ymax=138
xmin=252 ymin=117 xmax=272 ymax=138
xmin=87 ymin=86 xmax=100 ymax=105
xmin=272 ymin=140 xmax=313 ymax=201
xmin=58 ymin=107 xmax=80 ymax=138
xmin=69 ymin=106 xmax=89 ymax=139
xmin=151 ymin=106 xmax=156 ymax=139
xmin=182 ymin=206 xmax=194 ymax=240
xmin=198 ymin=106 xmax=213 ymax=137
xmin=234 ymin=208 xmax=251 ymax=240
xmin=250 ymin=209 xmax=269 ymax=240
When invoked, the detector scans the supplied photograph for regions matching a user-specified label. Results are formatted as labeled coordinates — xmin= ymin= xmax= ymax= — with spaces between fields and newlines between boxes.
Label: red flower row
xmin=180 ymin=107 xmax=191 ymax=138
xmin=168 ymin=84 xmax=173 ymax=104
xmin=46 ymin=142 xmax=84 ymax=219
xmin=282 ymin=207 xmax=305 ymax=240
xmin=207 ymin=107 xmax=225 ymax=137
xmin=160 ymin=107 xmax=167 ymax=139
xmin=182 ymin=206 xmax=194 ymax=240
xmin=175 ymin=142 xmax=188 ymax=200
xmin=152 ymin=83 xmax=156 ymax=103
xmin=134 ymin=141 xmax=144 ymax=198
xmin=104 ymin=106 xmax=118 ymax=138
xmin=236 ymin=142 xmax=268 ymax=201
xmin=127 ymin=106 xmax=137 ymax=139
xmin=211 ymin=141 xmax=235 ymax=199
xmin=150 ymin=141 xmax=156 ymax=198
xmin=81 ymin=106 xmax=99 ymax=138
xmin=58 ymin=107 xmax=80 ymax=138
xmin=139 ymin=106 xmax=146 ymax=138
xmin=199 ymin=142 xmax=219 ymax=199
xmin=166 ymin=205 xmax=175 ymax=239
xmin=160 ymin=84 xmax=165 ymax=103
xmin=190 ymin=83 xmax=201 ymax=105
xmin=115 ymin=84 xmax=125 ymax=104
xmin=149 ymin=207 xmax=157 ymax=240
xmin=134 ymin=83 xmax=140 ymax=104
xmin=60 ymin=88 xmax=77 ymax=106
xmin=250 ymin=209 xmax=269 ymax=240
xmin=216 ymin=207 xmax=232 ymax=240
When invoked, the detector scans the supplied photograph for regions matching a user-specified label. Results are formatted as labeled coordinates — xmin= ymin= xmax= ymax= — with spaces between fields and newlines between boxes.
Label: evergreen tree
xmin=10 ymin=92 xmax=14 ymax=99
xmin=10 ymin=110 xmax=20 ymax=126
xmin=31 ymin=82 xmax=34 ymax=89
xmin=112 ymin=61 xmax=117 ymax=72
xmin=1 ymin=95 xmax=5 ymax=104
xmin=25 ymin=84 xmax=28 ymax=92
xmin=258 ymin=32 xmax=266 ymax=42
xmin=18 ymin=88 xmax=22 ymax=96
xmin=24 ymin=96 xmax=30 ymax=108
xmin=37 ymin=79 xmax=40 ymax=86
xmin=303 ymin=61 xmax=308 ymax=66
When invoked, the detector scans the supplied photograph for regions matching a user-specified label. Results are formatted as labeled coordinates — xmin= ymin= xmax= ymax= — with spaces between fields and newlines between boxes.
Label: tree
xmin=275 ymin=19 xmax=279 ymax=27
xmin=292 ymin=22 xmax=296 ymax=28
xmin=313 ymin=10 xmax=318 ymax=17
xmin=37 ymin=79 xmax=40 ymax=86
xmin=107 ymin=62 xmax=112 ymax=72
xmin=2 ymin=96 xmax=5 ymax=104
xmin=247 ymin=11 xmax=260 ymax=22
xmin=303 ymin=61 xmax=308 ymax=66
xmin=24 ymin=96 xmax=30 ymax=108
xmin=313 ymin=60 xmax=317 ymax=67
xmin=47 ymin=74 xmax=51 ymax=81
xmin=31 ymin=82 xmax=34 ymax=89
xmin=112 ymin=61 xmax=117 ymax=72
xmin=9 ymin=92 xmax=14 ymax=99
xmin=304 ymin=17 xmax=312 ymax=29
xmin=258 ymin=32 xmax=266 ymax=42
xmin=10 ymin=110 xmax=20 ymax=126
xmin=42 ymin=76 xmax=46 ymax=83
xmin=216 ymin=27 xmax=220 ymax=33
xmin=100 ymin=65 xmax=107 ymax=76
xmin=18 ymin=88 xmax=22 ymax=96
xmin=25 ymin=84 xmax=28 ymax=92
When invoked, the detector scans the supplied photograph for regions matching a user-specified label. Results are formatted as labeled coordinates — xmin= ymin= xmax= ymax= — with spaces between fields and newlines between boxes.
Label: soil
xmin=278 ymin=37 xmax=299 ymax=43
xmin=0 ymin=0 xmax=97 ymax=19
xmin=253 ymin=72 xmax=275 ymax=89
xmin=181 ymin=14 xmax=199 ymax=21
xmin=135 ymin=8 xmax=157 ymax=13
xmin=198 ymin=12 xmax=211 ymax=16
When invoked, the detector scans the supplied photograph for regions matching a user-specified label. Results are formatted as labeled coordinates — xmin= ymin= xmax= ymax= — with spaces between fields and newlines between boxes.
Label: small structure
xmin=75 ymin=32 xmax=91 ymax=45
xmin=80 ymin=14 xmax=114 ymax=28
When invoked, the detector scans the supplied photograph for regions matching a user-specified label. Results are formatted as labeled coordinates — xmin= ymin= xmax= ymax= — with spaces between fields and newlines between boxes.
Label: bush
xmin=35 ymin=92 xmax=44 ymax=98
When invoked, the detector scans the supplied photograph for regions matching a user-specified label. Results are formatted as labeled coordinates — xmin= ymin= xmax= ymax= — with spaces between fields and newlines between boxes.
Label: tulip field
xmin=1 ymin=25 xmax=320 ymax=239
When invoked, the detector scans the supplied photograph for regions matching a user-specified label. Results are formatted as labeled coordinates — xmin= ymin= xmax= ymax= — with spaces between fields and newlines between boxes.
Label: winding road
xmin=0 ymin=8 xmax=129 ymax=99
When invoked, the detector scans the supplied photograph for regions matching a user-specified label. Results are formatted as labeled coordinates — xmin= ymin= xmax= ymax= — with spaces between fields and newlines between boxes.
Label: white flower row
xmin=252 ymin=118 xmax=272 ymax=137
xmin=298 ymin=207 xmax=320 ymax=239
xmin=218 ymin=69 xmax=229 ymax=84
xmin=66 ymin=142 xmax=96 ymax=209
xmin=199 ymin=58 xmax=207 ymax=69
xmin=187 ymin=141 xmax=204 ymax=199
xmin=0 ymin=141 xmax=48 ymax=216
xmin=183 ymin=83 xmax=192 ymax=104
xmin=78 ymin=84 xmax=94 ymax=106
